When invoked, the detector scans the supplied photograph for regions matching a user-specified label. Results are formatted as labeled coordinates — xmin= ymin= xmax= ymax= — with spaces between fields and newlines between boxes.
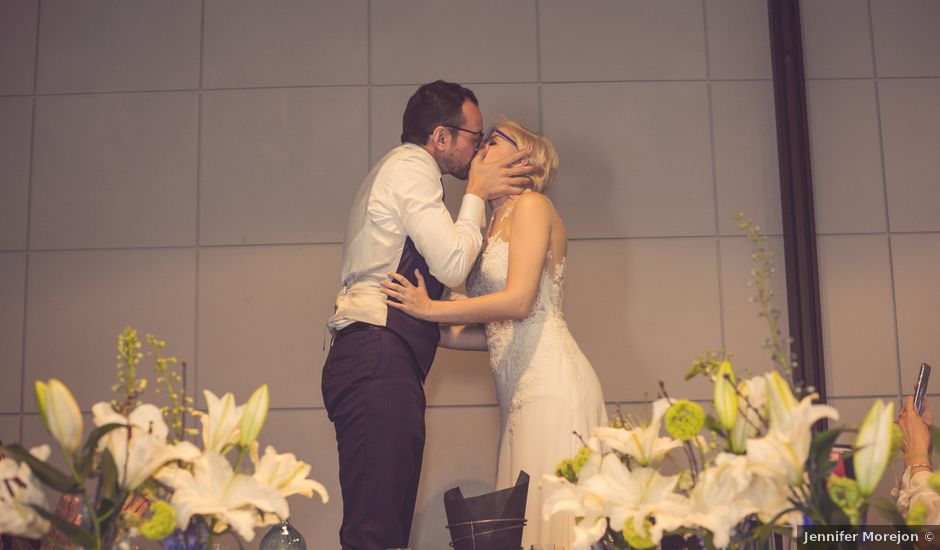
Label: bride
xmin=380 ymin=120 xmax=607 ymax=547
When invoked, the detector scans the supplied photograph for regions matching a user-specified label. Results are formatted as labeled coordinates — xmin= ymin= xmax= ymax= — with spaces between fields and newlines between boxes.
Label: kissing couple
xmin=322 ymin=80 xmax=607 ymax=550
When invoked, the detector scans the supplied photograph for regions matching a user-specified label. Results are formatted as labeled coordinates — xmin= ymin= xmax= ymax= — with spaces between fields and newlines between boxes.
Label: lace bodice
xmin=465 ymin=237 xmax=567 ymax=369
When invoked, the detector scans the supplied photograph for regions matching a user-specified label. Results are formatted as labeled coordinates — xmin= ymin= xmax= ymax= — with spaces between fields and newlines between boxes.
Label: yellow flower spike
xmin=714 ymin=360 xmax=738 ymax=432
xmin=239 ymin=384 xmax=270 ymax=448
xmin=853 ymin=399 xmax=894 ymax=496
xmin=35 ymin=379 xmax=83 ymax=454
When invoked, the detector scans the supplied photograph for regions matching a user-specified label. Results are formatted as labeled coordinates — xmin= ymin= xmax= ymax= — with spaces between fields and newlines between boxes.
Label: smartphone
xmin=914 ymin=362 xmax=932 ymax=416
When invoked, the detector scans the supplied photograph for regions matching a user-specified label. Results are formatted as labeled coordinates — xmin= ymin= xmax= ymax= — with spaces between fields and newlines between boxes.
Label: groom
xmin=322 ymin=80 xmax=532 ymax=550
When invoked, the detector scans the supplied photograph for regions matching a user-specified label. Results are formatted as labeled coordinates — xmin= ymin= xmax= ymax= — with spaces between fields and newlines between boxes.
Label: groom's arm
xmin=396 ymin=164 xmax=485 ymax=288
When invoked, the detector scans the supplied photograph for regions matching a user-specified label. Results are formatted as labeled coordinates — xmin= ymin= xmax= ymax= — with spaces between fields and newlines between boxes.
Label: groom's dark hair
xmin=401 ymin=80 xmax=478 ymax=146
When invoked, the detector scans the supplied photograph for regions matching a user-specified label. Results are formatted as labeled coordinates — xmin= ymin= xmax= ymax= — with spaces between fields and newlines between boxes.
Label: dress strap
xmin=488 ymin=200 xmax=518 ymax=241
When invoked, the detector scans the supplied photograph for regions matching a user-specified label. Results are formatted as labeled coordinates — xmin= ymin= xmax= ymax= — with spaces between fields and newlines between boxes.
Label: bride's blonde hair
xmin=496 ymin=119 xmax=559 ymax=193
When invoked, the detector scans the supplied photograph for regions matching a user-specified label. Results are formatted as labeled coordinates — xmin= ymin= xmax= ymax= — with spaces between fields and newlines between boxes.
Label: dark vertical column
xmin=767 ymin=0 xmax=826 ymax=401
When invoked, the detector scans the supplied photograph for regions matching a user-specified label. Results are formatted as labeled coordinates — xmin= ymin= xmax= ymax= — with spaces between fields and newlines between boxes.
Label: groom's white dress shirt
xmin=328 ymin=143 xmax=485 ymax=332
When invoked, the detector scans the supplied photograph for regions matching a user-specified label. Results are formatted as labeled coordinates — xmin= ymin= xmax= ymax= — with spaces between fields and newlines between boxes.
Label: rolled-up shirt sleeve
xmin=896 ymin=466 xmax=940 ymax=523
xmin=394 ymin=157 xmax=485 ymax=288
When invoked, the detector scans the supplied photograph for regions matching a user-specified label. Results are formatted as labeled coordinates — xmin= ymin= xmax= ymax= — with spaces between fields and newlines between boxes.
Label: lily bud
xmin=35 ymin=379 xmax=83 ymax=454
xmin=714 ymin=360 xmax=738 ymax=431
xmin=239 ymin=384 xmax=270 ymax=448
xmin=854 ymin=399 xmax=894 ymax=496
xmin=765 ymin=370 xmax=798 ymax=427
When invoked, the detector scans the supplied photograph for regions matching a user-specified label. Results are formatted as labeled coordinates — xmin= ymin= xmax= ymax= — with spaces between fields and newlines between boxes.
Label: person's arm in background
xmin=897 ymin=396 xmax=940 ymax=521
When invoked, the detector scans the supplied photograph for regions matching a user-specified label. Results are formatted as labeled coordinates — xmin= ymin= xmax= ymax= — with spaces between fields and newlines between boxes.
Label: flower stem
xmin=234 ymin=445 xmax=247 ymax=473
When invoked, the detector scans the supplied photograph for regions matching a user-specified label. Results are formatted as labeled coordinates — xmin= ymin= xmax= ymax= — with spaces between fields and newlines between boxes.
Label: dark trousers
xmin=322 ymin=327 xmax=426 ymax=550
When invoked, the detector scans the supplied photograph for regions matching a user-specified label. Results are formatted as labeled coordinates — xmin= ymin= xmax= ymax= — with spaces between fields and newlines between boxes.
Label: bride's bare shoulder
xmin=513 ymin=191 xmax=556 ymax=214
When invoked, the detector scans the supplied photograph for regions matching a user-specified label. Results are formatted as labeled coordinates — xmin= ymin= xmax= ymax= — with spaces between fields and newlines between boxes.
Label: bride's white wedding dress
xmin=466 ymin=217 xmax=608 ymax=547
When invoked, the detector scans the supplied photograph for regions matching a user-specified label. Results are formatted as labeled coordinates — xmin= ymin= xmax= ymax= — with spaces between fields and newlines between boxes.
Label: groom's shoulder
xmin=380 ymin=143 xmax=434 ymax=166
xmin=374 ymin=144 xmax=438 ymax=182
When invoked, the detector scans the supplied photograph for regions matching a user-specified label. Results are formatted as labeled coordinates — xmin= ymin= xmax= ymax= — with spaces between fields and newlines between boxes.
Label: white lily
xmin=683 ymin=455 xmax=758 ymax=548
xmin=739 ymin=467 xmax=803 ymax=530
xmin=239 ymin=385 xmax=269 ymax=448
xmin=157 ymin=451 xmax=288 ymax=542
xmin=746 ymin=393 xmax=839 ymax=485
xmin=594 ymin=399 xmax=681 ymax=466
xmin=198 ymin=390 xmax=244 ymax=454
xmin=35 ymin=379 xmax=83 ymax=454
xmin=542 ymin=474 xmax=609 ymax=550
xmin=542 ymin=443 xmax=608 ymax=550
xmin=93 ymin=402 xmax=200 ymax=490
xmin=581 ymin=454 xmax=687 ymax=546
xmin=714 ymin=360 xmax=738 ymax=431
xmin=853 ymin=399 xmax=894 ymax=496
xmin=0 ymin=445 xmax=52 ymax=539
xmin=251 ymin=444 xmax=328 ymax=502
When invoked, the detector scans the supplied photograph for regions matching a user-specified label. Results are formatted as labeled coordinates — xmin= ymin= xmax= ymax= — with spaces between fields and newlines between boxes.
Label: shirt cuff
xmin=457 ymin=193 xmax=486 ymax=229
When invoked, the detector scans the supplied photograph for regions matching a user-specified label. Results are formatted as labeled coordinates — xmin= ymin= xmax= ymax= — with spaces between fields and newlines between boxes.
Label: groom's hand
xmin=466 ymin=150 xmax=539 ymax=200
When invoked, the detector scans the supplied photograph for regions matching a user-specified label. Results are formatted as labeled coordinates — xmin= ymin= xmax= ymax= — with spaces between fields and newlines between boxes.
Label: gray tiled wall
xmin=2 ymin=1 xmax=937 ymax=548
xmin=802 ymin=0 xmax=940 ymax=406
xmin=802 ymin=0 xmax=940 ymax=518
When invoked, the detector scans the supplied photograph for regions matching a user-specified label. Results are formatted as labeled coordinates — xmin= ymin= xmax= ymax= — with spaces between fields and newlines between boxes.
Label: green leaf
xmin=31 ymin=504 xmax=97 ymax=549
xmin=98 ymin=449 xmax=120 ymax=505
xmin=809 ymin=428 xmax=845 ymax=466
xmin=0 ymin=443 xmax=78 ymax=492
xmin=76 ymin=423 xmax=124 ymax=477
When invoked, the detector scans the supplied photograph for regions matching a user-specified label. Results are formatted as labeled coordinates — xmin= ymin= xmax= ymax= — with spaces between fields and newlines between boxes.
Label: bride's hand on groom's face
xmin=466 ymin=150 xmax=540 ymax=200
xmin=381 ymin=270 xmax=433 ymax=320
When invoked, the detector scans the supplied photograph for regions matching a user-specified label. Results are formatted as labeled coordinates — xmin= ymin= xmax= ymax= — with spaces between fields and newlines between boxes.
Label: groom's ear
xmin=429 ymin=126 xmax=449 ymax=151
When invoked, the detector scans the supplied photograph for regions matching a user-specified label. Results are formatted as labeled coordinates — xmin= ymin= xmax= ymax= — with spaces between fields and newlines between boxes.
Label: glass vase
xmin=260 ymin=519 xmax=307 ymax=550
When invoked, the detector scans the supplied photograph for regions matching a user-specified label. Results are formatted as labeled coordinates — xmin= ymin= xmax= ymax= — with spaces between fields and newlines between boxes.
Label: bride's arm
xmin=381 ymin=193 xmax=552 ymax=325
xmin=438 ymin=324 xmax=488 ymax=350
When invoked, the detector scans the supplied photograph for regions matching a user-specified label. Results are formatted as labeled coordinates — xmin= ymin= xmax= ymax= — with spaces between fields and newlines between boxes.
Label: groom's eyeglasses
xmin=480 ymin=127 xmax=519 ymax=151
xmin=441 ymin=125 xmax=484 ymax=148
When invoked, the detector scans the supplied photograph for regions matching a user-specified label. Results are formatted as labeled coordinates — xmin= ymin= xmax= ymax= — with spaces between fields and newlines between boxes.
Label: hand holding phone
xmin=914 ymin=363 xmax=931 ymax=416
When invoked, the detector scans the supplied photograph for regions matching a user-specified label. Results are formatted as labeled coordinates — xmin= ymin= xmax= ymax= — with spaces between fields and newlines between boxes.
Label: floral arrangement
xmin=542 ymin=214 xmax=908 ymax=550
xmin=0 ymin=328 xmax=328 ymax=549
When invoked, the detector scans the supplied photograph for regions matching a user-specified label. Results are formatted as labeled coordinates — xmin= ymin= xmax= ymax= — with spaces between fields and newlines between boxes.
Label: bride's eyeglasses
xmin=478 ymin=126 xmax=519 ymax=152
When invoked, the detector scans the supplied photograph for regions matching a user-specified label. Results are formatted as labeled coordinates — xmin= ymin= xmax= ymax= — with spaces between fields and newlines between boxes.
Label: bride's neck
xmin=489 ymin=196 xmax=513 ymax=211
